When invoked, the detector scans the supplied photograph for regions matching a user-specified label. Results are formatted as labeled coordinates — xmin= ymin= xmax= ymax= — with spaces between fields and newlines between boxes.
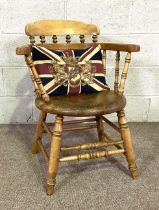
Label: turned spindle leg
xmin=117 ymin=110 xmax=139 ymax=179
xmin=32 ymin=111 xmax=47 ymax=154
xmin=47 ymin=115 xmax=63 ymax=195
xmin=96 ymin=116 xmax=105 ymax=142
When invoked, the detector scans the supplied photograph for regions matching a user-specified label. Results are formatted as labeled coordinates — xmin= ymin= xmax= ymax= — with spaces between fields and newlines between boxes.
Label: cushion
xmin=32 ymin=45 xmax=109 ymax=96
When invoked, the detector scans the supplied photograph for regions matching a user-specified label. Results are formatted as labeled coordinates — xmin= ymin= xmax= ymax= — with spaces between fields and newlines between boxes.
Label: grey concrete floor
xmin=0 ymin=123 xmax=159 ymax=210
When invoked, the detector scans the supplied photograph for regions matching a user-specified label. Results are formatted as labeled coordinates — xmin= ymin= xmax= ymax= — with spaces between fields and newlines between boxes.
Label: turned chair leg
xmin=117 ymin=110 xmax=139 ymax=179
xmin=96 ymin=116 xmax=105 ymax=142
xmin=47 ymin=115 xmax=63 ymax=196
xmin=32 ymin=111 xmax=47 ymax=154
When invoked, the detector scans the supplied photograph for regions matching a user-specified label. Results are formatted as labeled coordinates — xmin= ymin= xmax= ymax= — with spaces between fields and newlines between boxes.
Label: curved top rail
xmin=25 ymin=19 xmax=100 ymax=36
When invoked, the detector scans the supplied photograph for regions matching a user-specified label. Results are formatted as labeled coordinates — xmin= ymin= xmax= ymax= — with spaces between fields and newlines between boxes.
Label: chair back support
xmin=25 ymin=19 xmax=100 ymax=44
xmin=20 ymin=20 xmax=139 ymax=102
xmin=25 ymin=20 xmax=102 ymax=102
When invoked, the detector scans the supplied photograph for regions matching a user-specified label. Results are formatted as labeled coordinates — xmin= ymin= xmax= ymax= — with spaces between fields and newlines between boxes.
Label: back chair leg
xmin=96 ymin=116 xmax=105 ymax=142
xmin=32 ymin=111 xmax=47 ymax=154
xmin=47 ymin=115 xmax=63 ymax=196
xmin=117 ymin=110 xmax=139 ymax=179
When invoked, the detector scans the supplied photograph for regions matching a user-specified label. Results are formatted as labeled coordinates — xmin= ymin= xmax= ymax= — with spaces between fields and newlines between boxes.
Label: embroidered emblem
xmin=48 ymin=56 xmax=96 ymax=88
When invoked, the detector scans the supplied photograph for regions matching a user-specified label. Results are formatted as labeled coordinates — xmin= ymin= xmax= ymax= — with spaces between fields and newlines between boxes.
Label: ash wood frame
xmin=16 ymin=19 xmax=140 ymax=196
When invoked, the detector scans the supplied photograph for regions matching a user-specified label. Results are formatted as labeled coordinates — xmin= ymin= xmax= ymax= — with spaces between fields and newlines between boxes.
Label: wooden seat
xmin=16 ymin=19 xmax=140 ymax=196
xmin=35 ymin=90 xmax=126 ymax=116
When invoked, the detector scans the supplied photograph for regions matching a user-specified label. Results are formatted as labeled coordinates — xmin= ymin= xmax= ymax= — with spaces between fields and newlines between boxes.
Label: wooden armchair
xmin=16 ymin=20 xmax=140 ymax=196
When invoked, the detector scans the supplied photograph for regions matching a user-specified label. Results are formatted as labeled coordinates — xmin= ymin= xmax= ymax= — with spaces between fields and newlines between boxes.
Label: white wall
xmin=0 ymin=0 xmax=159 ymax=123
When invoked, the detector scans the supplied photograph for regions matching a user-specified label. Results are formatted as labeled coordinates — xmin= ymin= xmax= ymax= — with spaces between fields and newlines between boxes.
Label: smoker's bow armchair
xmin=16 ymin=20 xmax=140 ymax=195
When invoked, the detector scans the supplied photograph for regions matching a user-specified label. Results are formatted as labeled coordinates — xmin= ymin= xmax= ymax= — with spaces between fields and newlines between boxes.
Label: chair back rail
xmin=16 ymin=20 xmax=140 ymax=102
xmin=25 ymin=20 xmax=100 ymax=36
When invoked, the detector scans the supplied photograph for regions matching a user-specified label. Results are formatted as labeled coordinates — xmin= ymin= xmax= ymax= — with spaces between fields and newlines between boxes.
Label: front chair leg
xmin=117 ymin=110 xmax=139 ymax=179
xmin=96 ymin=116 xmax=105 ymax=142
xmin=47 ymin=115 xmax=63 ymax=196
xmin=32 ymin=111 xmax=47 ymax=154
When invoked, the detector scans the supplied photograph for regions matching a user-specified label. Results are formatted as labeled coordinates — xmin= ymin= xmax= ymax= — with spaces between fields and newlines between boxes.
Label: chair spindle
xmin=29 ymin=36 xmax=35 ymax=45
xmin=114 ymin=51 xmax=120 ymax=93
xmin=102 ymin=50 xmax=106 ymax=74
xmin=40 ymin=35 xmax=46 ymax=44
xmin=60 ymin=149 xmax=125 ymax=162
xmin=118 ymin=52 xmax=131 ymax=95
xmin=52 ymin=35 xmax=57 ymax=43
xmin=66 ymin=35 xmax=71 ymax=43
xmin=92 ymin=34 xmax=98 ymax=43
xmin=79 ymin=35 xmax=85 ymax=43
xmin=28 ymin=66 xmax=41 ymax=96
xmin=25 ymin=55 xmax=49 ymax=102
xmin=25 ymin=56 xmax=40 ymax=95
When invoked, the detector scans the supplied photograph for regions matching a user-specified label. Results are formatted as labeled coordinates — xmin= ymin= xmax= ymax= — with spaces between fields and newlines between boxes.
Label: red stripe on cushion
xmin=63 ymin=50 xmax=74 ymax=57
xmin=67 ymin=83 xmax=81 ymax=95
xmin=91 ymin=63 xmax=104 ymax=74
xmin=35 ymin=63 xmax=55 ymax=74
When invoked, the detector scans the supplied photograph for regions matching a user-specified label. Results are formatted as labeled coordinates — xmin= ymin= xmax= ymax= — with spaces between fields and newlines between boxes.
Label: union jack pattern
xmin=32 ymin=45 xmax=109 ymax=96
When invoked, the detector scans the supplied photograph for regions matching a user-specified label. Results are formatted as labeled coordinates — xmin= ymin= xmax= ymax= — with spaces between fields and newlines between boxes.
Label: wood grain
xmin=25 ymin=20 xmax=100 ymax=36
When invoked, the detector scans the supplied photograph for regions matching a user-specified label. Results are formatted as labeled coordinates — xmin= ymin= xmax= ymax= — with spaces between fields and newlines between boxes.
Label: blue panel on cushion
xmin=94 ymin=76 xmax=106 ymax=84
xmin=32 ymin=45 xmax=109 ymax=96
xmin=89 ymin=50 xmax=103 ymax=60
xmin=49 ymin=83 xmax=68 ymax=96
xmin=52 ymin=50 xmax=64 ymax=57
xmin=73 ymin=49 xmax=87 ymax=57
xmin=40 ymin=77 xmax=53 ymax=86
xmin=32 ymin=47 xmax=49 ymax=61
xmin=81 ymin=84 xmax=98 ymax=94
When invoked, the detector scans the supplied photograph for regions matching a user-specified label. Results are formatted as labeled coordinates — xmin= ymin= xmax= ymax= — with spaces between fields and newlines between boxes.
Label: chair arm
xmin=16 ymin=42 xmax=140 ymax=55
xmin=16 ymin=43 xmax=140 ymax=55
xmin=16 ymin=45 xmax=32 ymax=55
xmin=100 ymin=43 xmax=140 ymax=52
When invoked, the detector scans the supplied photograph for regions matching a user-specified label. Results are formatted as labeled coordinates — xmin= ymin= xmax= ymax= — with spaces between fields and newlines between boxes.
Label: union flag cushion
xmin=32 ymin=45 xmax=109 ymax=96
